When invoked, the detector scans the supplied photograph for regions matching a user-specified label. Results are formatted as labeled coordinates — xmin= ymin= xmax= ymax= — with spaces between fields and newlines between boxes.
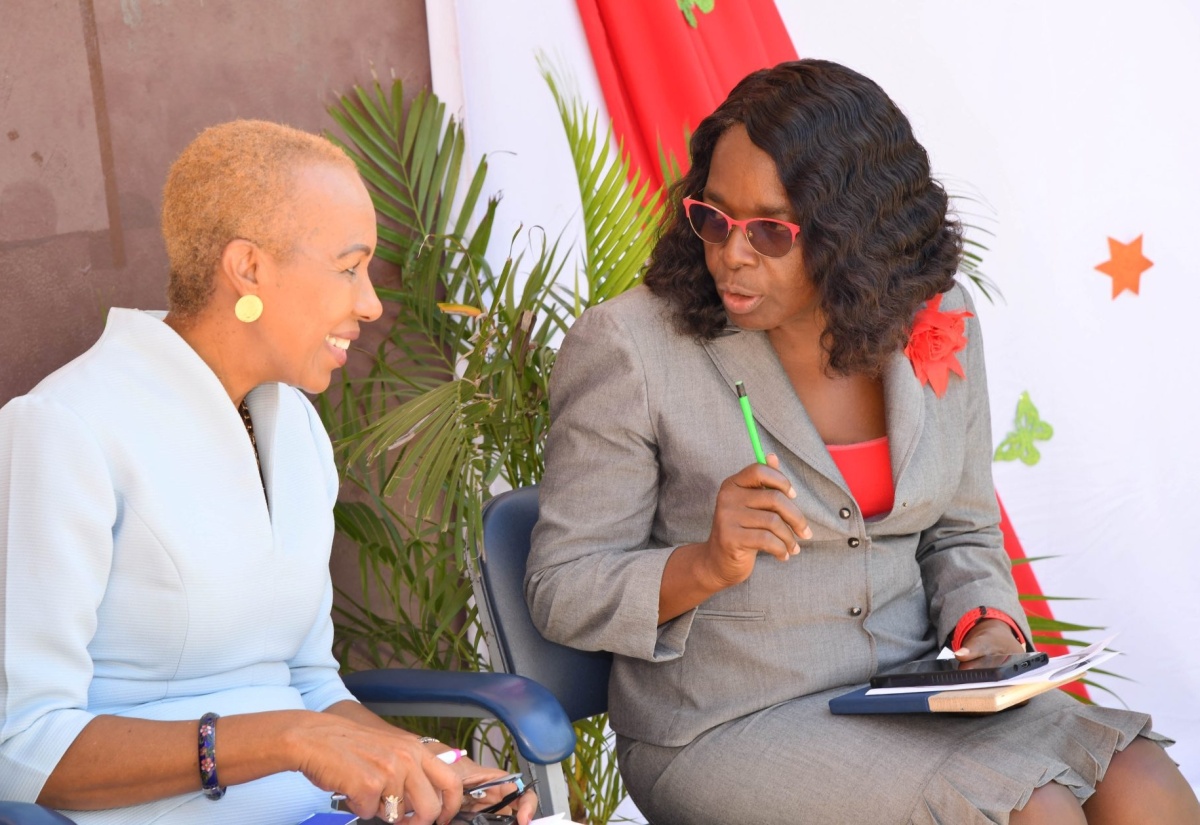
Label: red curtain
xmin=575 ymin=0 xmax=797 ymax=191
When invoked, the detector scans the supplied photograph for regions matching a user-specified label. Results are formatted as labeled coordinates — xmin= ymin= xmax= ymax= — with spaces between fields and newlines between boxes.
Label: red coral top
xmin=827 ymin=436 xmax=1027 ymax=650
xmin=827 ymin=436 xmax=895 ymax=519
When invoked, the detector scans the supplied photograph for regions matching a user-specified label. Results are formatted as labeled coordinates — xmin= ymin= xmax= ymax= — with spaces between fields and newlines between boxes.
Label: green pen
xmin=735 ymin=381 xmax=767 ymax=465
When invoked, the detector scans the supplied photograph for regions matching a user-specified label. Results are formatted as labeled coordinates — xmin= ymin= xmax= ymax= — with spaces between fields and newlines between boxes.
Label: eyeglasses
xmin=682 ymin=197 xmax=802 ymax=258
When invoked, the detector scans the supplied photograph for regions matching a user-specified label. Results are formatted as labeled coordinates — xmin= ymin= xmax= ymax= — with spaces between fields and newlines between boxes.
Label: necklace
xmin=237 ymin=399 xmax=266 ymax=498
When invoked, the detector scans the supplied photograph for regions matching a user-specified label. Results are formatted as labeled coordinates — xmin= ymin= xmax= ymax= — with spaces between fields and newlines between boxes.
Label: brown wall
xmin=0 ymin=0 xmax=431 ymax=407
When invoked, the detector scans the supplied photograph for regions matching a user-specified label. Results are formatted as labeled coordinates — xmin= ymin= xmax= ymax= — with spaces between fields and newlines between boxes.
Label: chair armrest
xmin=0 ymin=802 xmax=77 ymax=825
xmin=343 ymin=669 xmax=576 ymax=765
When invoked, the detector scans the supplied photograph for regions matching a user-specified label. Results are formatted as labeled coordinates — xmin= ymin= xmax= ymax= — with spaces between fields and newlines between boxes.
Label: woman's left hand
xmin=954 ymin=618 xmax=1026 ymax=662
xmin=449 ymin=759 xmax=538 ymax=825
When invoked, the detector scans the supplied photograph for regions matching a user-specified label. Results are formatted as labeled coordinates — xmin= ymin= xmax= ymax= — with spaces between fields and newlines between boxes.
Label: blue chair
xmin=471 ymin=486 xmax=613 ymax=814
xmin=4 ymin=486 xmax=605 ymax=822
xmin=348 ymin=485 xmax=613 ymax=817
xmin=0 ymin=804 xmax=73 ymax=825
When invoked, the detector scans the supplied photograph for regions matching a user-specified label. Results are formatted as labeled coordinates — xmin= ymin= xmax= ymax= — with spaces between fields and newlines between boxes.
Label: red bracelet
xmin=950 ymin=605 xmax=1027 ymax=651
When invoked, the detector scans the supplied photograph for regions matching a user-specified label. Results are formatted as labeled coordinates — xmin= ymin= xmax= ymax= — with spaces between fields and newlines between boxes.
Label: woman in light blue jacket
xmin=0 ymin=120 xmax=535 ymax=825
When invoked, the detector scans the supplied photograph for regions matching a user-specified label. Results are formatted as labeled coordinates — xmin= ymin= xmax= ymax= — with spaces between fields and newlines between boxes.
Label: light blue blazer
xmin=0 ymin=309 xmax=355 ymax=823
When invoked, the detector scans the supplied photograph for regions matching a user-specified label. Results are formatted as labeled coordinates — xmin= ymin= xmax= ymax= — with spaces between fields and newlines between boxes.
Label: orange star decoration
xmin=1095 ymin=235 xmax=1153 ymax=299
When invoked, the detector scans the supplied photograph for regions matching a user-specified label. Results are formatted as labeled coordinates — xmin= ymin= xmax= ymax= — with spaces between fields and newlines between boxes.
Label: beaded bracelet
xmin=198 ymin=712 xmax=226 ymax=800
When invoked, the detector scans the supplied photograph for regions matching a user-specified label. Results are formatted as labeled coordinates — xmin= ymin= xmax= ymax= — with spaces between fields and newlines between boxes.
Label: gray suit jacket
xmin=526 ymin=284 xmax=1029 ymax=748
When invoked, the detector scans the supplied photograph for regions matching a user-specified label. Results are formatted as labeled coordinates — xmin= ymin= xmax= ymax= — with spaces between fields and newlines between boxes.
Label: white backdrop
xmin=430 ymin=0 xmax=1200 ymax=794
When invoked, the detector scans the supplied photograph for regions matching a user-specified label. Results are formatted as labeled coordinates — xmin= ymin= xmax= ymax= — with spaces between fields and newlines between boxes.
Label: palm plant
xmin=318 ymin=78 xmax=503 ymax=755
xmin=322 ymin=69 xmax=657 ymax=823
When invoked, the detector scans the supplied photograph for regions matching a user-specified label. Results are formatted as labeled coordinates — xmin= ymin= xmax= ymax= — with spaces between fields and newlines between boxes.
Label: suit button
xmin=849 ymin=606 xmax=863 ymax=616
xmin=847 ymin=537 xmax=861 ymax=548
xmin=839 ymin=507 xmax=852 ymax=519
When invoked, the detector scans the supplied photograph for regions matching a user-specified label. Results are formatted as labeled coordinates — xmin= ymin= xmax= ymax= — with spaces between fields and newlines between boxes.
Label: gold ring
xmin=382 ymin=794 xmax=402 ymax=822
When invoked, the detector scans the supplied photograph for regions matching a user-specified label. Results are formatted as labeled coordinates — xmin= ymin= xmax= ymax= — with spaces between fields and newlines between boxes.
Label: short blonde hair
xmin=161 ymin=119 xmax=359 ymax=317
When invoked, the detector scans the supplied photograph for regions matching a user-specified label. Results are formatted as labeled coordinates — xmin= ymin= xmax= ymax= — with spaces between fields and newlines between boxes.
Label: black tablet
xmin=869 ymin=651 xmax=1049 ymax=689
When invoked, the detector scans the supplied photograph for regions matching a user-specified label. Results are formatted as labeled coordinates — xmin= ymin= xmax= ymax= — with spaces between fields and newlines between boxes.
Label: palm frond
xmin=539 ymin=56 xmax=665 ymax=310
xmin=1026 ymin=615 xmax=1106 ymax=634
xmin=950 ymin=192 xmax=1001 ymax=302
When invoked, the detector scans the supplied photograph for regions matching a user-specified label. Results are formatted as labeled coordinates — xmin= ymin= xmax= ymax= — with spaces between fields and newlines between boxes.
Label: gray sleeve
xmin=525 ymin=305 xmax=696 ymax=661
xmin=916 ymin=286 xmax=1032 ymax=647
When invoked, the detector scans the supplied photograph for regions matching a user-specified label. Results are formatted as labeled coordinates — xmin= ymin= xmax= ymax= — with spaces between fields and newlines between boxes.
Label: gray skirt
xmin=616 ymin=687 xmax=1168 ymax=825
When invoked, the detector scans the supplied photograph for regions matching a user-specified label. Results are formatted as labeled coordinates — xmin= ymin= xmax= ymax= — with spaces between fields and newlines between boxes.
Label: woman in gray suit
xmin=526 ymin=60 xmax=1199 ymax=824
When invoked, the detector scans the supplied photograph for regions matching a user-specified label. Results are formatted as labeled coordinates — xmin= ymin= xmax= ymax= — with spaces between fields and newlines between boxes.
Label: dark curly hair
xmin=644 ymin=59 xmax=962 ymax=376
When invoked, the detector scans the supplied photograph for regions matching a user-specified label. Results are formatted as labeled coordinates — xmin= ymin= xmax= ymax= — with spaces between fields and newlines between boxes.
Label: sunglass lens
xmin=746 ymin=220 xmax=795 ymax=258
xmin=687 ymin=202 xmax=730 ymax=244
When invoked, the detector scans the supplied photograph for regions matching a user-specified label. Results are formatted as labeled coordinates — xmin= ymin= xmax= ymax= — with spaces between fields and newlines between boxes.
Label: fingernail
xmin=955 ymin=647 xmax=969 ymax=656
xmin=801 ymin=526 xmax=813 ymax=540
xmin=791 ymin=543 xmax=800 ymax=555
xmin=787 ymin=487 xmax=797 ymax=498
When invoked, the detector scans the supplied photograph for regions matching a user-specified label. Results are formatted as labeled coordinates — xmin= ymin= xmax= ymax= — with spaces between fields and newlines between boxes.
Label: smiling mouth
xmin=325 ymin=335 xmax=351 ymax=350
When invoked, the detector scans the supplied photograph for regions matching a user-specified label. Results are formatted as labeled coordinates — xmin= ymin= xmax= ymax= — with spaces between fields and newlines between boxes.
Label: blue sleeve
xmin=286 ymin=390 xmax=356 ymax=711
xmin=0 ymin=396 xmax=114 ymax=801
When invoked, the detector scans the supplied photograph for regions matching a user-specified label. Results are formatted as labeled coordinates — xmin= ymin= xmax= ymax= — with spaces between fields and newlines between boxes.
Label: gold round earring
xmin=234 ymin=294 xmax=263 ymax=323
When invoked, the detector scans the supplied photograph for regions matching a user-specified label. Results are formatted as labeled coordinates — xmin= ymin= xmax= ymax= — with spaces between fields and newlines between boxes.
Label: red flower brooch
xmin=904 ymin=294 xmax=973 ymax=398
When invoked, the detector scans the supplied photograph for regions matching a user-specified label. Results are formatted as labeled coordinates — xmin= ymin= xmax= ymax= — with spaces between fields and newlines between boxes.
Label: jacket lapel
xmin=245 ymin=383 xmax=281 ymax=524
xmin=882 ymin=349 xmax=926 ymax=506
xmin=704 ymin=327 xmax=929 ymax=508
xmin=701 ymin=327 xmax=846 ymax=486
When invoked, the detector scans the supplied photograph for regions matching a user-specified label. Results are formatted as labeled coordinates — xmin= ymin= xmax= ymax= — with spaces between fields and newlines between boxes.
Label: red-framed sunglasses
xmin=682 ymin=197 xmax=802 ymax=258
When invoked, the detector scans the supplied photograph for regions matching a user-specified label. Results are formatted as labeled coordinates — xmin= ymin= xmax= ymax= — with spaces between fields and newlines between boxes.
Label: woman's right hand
xmin=658 ymin=454 xmax=811 ymax=624
xmin=37 ymin=706 xmax=471 ymax=821
xmin=287 ymin=712 xmax=462 ymax=824
xmin=698 ymin=453 xmax=812 ymax=588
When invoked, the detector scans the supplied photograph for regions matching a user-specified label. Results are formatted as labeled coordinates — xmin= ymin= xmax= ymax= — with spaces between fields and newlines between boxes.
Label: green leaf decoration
xmin=678 ymin=0 xmax=716 ymax=28
xmin=994 ymin=390 xmax=1054 ymax=465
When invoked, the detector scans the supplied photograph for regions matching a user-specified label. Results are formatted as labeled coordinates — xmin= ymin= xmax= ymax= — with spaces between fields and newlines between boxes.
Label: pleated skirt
xmin=616 ymin=687 xmax=1168 ymax=825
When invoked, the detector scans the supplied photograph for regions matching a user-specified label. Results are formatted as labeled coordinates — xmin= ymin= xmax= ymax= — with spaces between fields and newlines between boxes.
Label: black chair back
xmin=476 ymin=486 xmax=612 ymax=724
